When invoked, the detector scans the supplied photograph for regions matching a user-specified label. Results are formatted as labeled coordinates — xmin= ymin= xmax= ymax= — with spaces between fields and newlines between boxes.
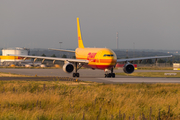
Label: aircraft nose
xmin=100 ymin=58 xmax=116 ymax=64
xmin=111 ymin=59 xmax=117 ymax=66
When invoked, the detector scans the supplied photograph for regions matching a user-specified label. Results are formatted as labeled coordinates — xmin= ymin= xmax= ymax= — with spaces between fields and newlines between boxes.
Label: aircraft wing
xmin=48 ymin=48 xmax=75 ymax=53
xmin=117 ymin=55 xmax=173 ymax=63
xmin=9 ymin=54 xmax=89 ymax=63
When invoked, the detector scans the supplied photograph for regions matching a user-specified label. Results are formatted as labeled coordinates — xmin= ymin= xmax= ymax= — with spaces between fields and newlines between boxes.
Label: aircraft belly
xmin=88 ymin=64 xmax=114 ymax=69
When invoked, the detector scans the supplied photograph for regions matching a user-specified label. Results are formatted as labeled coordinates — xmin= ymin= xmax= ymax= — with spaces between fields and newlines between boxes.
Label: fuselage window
xmin=103 ymin=54 xmax=114 ymax=57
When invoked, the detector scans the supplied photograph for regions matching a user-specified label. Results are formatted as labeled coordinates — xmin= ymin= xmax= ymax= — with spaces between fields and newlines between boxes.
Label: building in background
xmin=0 ymin=47 xmax=30 ymax=63
xmin=173 ymin=63 xmax=180 ymax=70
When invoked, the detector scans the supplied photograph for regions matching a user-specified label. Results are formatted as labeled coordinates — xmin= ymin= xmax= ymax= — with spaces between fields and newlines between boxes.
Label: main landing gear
xmin=73 ymin=63 xmax=82 ymax=77
xmin=105 ymin=68 xmax=115 ymax=78
xmin=73 ymin=73 xmax=79 ymax=77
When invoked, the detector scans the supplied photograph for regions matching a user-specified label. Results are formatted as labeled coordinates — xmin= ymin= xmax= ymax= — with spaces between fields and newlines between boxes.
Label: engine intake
xmin=63 ymin=63 xmax=74 ymax=73
xmin=123 ymin=63 xmax=135 ymax=74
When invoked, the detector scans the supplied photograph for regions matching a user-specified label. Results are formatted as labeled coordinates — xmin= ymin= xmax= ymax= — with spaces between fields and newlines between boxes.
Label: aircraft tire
xmin=73 ymin=73 xmax=79 ymax=77
xmin=73 ymin=73 xmax=76 ymax=77
xmin=76 ymin=73 xmax=79 ymax=77
xmin=107 ymin=74 xmax=111 ymax=78
xmin=112 ymin=73 xmax=115 ymax=78
xmin=105 ymin=74 xmax=107 ymax=78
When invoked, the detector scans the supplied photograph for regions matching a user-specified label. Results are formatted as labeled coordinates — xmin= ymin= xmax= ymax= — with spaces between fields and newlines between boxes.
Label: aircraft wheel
xmin=73 ymin=73 xmax=80 ymax=77
xmin=73 ymin=73 xmax=76 ymax=77
xmin=112 ymin=73 xmax=115 ymax=78
xmin=105 ymin=74 xmax=107 ymax=78
xmin=76 ymin=73 xmax=79 ymax=77
xmin=107 ymin=74 xmax=111 ymax=78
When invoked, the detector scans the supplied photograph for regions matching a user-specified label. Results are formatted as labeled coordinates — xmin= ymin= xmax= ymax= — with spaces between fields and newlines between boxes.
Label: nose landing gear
xmin=105 ymin=68 xmax=115 ymax=78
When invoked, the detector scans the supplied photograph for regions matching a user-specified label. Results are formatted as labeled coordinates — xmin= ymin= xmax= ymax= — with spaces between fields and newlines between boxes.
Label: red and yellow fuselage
xmin=76 ymin=48 xmax=117 ymax=69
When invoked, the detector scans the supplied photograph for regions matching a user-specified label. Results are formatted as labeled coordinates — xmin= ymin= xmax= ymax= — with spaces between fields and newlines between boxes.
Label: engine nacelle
xmin=123 ymin=63 xmax=135 ymax=74
xmin=63 ymin=63 xmax=74 ymax=73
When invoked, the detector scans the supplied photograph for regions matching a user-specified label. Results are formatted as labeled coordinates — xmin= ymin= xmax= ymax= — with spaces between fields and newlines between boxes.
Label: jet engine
xmin=63 ymin=63 xmax=74 ymax=73
xmin=123 ymin=63 xmax=135 ymax=74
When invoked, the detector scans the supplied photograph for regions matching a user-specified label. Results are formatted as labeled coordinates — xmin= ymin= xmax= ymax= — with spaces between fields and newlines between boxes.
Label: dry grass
xmin=0 ymin=66 xmax=60 ymax=69
xmin=116 ymin=72 xmax=180 ymax=78
xmin=0 ymin=72 xmax=30 ymax=77
xmin=0 ymin=81 xmax=180 ymax=119
xmin=137 ymin=67 xmax=173 ymax=70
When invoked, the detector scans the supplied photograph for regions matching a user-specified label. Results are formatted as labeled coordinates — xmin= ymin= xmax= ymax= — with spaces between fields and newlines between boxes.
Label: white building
xmin=0 ymin=47 xmax=30 ymax=62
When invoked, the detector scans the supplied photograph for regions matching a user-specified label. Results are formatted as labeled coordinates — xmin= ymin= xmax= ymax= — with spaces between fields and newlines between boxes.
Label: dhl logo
xmin=87 ymin=52 xmax=97 ymax=60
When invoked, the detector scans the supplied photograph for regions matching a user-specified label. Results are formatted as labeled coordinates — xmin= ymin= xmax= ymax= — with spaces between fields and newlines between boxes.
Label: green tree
xmin=41 ymin=54 xmax=46 ymax=57
xmin=133 ymin=61 xmax=138 ymax=64
xmin=141 ymin=59 xmax=153 ymax=64
xmin=62 ymin=54 xmax=67 ymax=58
xmin=142 ymin=60 xmax=147 ymax=64
xmin=158 ymin=59 xmax=165 ymax=63
xmin=167 ymin=60 xmax=172 ymax=65
xmin=51 ymin=54 xmax=56 ymax=57
xmin=147 ymin=59 xmax=153 ymax=64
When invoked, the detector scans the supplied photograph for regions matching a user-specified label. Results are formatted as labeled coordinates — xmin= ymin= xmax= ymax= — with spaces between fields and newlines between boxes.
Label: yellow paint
xmin=54 ymin=64 xmax=61 ymax=68
xmin=173 ymin=68 xmax=180 ymax=70
xmin=10 ymin=64 xmax=16 ymax=67
xmin=75 ymin=48 xmax=117 ymax=66
xmin=77 ymin=18 xmax=84 ymax=48
xmin=0 ymin=56 xmax=30 ymax=61
xmin=76 ymin=18 xmax=117 ymax=69
xmin=0 ymin=56 xmax=17 ymax=59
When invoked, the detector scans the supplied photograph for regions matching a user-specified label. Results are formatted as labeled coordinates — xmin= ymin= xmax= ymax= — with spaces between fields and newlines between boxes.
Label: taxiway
xmin=0 ymin=68 xmax=180 ymax=83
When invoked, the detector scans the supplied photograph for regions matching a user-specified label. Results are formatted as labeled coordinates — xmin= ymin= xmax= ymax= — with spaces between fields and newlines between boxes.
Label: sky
xmin=1 ymin=0 xmax=180 ymax=50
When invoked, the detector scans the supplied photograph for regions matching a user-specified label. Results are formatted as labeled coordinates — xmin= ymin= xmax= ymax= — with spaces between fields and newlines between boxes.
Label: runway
xmin=0 ymin=68 xmax=180 ymax=83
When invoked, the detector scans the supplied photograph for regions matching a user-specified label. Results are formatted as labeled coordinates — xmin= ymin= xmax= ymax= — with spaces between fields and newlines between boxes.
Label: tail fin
xmin=77 ymin=17 xmax=85 ymax=48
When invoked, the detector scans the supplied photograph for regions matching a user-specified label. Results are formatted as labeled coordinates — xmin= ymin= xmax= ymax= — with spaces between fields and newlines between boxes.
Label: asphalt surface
xmin=0 ymin=77 xmax=78 ymax=81
xmin=0 ymin=68 xmax=180 ymax=83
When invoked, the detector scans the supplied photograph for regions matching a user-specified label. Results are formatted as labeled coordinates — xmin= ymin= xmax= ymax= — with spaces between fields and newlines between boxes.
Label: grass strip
xmin=137 ymin=67 xmax=173 ymax=70
xmin=0 ymin=80 xmax=180 ymax=119
xmin=116 ymin=72 xmax=180 ymax=78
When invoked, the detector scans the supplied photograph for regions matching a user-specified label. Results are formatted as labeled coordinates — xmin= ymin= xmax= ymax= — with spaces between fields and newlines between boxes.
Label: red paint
xmin=17 ymin=57 xmax=24 ymax=59
xmin=116 ymin=63 xmax=137 ymax=68
xmin=78 ymin=37 xmax=81 ymax=40
xmin=76 ymin=57 xmax=116 ymax=64
xmin=88 ymin=65 xmax=114 ymax=69
xmin=87 ymin=52 xmax=97 ymax=60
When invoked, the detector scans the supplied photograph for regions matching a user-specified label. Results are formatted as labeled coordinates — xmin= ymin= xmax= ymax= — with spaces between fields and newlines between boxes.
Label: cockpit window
xmin=103 ymin=54 xmax=114 ymax=57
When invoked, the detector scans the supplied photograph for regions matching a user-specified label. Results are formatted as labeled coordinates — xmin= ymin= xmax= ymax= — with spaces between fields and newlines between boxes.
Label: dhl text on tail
xmin=10 ymin=18 xmax=172 ymax=78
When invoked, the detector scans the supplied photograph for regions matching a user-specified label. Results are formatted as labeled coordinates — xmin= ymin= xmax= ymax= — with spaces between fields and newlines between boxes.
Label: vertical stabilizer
xmin=77 ymin=17 xmax=85 ymax=48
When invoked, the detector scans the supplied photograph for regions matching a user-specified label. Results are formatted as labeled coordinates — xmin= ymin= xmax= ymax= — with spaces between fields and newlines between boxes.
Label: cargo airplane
xmin=11 ymin=18 xmax=172 ymax=78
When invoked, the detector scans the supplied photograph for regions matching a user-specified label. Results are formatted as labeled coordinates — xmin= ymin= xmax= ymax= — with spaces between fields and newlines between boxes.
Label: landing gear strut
xmin=73 ymin=62 xmax=81 ymax=77
xmin=105 ymin=68 xmax=115 ymax=78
